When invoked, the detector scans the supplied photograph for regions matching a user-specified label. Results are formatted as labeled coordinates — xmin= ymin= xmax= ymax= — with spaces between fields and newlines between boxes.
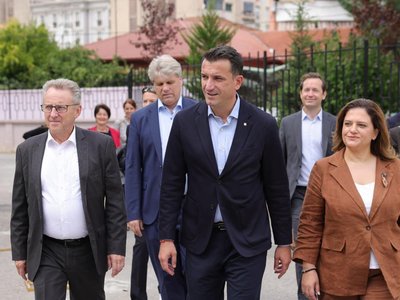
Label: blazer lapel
xmin=295 ymin=111 xmax=302 ymax=161
xmin=76 ymin=127 xmax=88 ymax=208
xmin=195 ymin=102 xmax=219 ymax=174
xmin=149 ymin=105 xmax=162 ymax=164
xmin=370 ymin=159 xmax=393 ymax=220
xmin=221 ymin=100 xmax=252 ymax=176
xmin=32 ymin=134 xmax=47 ymax=219
xmin=329 ymin=150 xmax=370 ymax=219
xmin=321 ymin=111 xmax=331 ymax=156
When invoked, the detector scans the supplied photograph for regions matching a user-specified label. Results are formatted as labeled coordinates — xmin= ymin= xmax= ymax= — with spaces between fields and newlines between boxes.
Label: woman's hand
xmin=301 ymin=268 xmax=320 ymax=300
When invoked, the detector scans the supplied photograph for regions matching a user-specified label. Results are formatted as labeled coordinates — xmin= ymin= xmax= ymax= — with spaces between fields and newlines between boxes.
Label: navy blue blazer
xmin=124 ymin=97 xmax=197 ymax=225
xmin=159 ymin=99 xmax=292 ymax=257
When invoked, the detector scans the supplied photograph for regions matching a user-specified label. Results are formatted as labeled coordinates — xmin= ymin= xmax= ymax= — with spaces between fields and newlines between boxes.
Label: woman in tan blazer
xmin=294 ymin=99 xmax=400 ymax=300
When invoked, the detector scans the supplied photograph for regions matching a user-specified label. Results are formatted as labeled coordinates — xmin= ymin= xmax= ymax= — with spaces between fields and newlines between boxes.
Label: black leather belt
xmin=43 ymin=235 xmax=89 ymax=247
xmin=213 ymin=222 xmax=226 ymax=231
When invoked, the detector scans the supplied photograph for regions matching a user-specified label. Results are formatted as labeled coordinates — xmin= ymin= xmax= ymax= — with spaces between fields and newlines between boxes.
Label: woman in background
xmin=114 ymin=99 xmax=137 ymax=147
xmin=294 ymin=99 xmax=400 ymax=300
xmin=89 ymin=103 xmax=121 ymax=149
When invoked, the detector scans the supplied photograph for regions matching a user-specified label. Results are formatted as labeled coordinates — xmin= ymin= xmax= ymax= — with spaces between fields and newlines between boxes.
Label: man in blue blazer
xmin=279 ymin=72 xmax=336 ymax=300
xmin=124 ymin=55 xmax=196 ymax=299
xmin=11 ymin=78 xmax=126 ymax=300
xmin=158 ymin=46 xmax=292 ymax=299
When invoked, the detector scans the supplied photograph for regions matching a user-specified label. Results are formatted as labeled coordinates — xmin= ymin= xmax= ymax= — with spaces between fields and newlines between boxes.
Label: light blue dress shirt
xmin=298 ymin=109 xmax=323 ymax=187
xmin=208 ymin=97 xmax=240 ymax=222
xmin=158 ymin=97 xmax=183 ymax=164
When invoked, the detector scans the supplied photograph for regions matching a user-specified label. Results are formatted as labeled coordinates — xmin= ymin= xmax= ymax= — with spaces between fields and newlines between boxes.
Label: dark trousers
xmin=185 ymin=229 xmax=267 ymax=300
xmin=130 ymin=234 xmax=149 ymax=300
xmin=143 ymin=221 xmax=187 ymax=300
xmin=292 ymin=186 xmax=308 ymax=300
xmin=34 ymin=235 xmax=105 ymax=300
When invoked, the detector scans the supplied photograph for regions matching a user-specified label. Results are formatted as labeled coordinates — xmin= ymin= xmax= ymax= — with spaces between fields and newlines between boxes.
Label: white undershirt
xmin=355 ymin=182 xmax=379 ymax=269
xmin=41 ymin=127 xmax=88 ymax=239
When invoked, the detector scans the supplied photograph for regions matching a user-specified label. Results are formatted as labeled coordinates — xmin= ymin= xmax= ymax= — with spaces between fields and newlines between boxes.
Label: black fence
xmin=127 ymin=39 xmax=400 ymax=121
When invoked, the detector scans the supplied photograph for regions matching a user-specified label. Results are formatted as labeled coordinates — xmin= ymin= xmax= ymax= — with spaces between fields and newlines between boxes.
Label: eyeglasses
xmin=40 ymin=104 xmax=79 ymax=113
xmin=142 ymin=87 xmax=156 ymax=94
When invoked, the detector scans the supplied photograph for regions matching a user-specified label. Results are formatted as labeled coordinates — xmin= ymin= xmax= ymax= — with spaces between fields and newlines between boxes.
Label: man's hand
xmin=15 ymin=260 xmax=27 ymax=280
xmin=273 ymin=246 xmax=291 ymax=279
xmin=158 ymin=240 xmax=176 ymax=276
xmin=107 ymin=254 xmax=125 ymax=277
xmin=128 ymin=220 xmax=143 ymax=237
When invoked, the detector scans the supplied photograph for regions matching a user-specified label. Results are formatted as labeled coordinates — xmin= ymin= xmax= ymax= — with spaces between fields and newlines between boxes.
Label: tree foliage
xmin=133 ymin=0 xmax=181 ymax=59
xmin=181 ymin=6 xmax=236 ymax=99
xmin=182 ymin=9 xmax=236 ymax=65
xmin=338 ymin=0 xmax=400 ymax=49
xmin=0 ymin=20 xmax=128 ymax=89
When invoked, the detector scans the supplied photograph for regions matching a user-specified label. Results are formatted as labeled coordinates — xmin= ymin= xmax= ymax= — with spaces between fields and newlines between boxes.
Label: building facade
xmin=30 ymin=0 xmax=110 ymax=48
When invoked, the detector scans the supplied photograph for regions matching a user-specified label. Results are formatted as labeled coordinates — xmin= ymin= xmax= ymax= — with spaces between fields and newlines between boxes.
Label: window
xmin=97 ymin=11 xmax=102 ymax=26
xmin=225 ymin=3 xmax=232 ymax=12
xmin=52 ymin=14 xmax=57 ymax=28
xmin=243 ymin=2 xmax=254 ymax=14
xmin=75 ymin=12 xmax=80 ymax=27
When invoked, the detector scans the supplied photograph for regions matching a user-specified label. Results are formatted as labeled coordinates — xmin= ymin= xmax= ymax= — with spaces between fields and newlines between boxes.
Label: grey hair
xmin=147 ymin=55 xmax=182 ymax=82
xmin=42 ymin=78 xmax=81 ymax=104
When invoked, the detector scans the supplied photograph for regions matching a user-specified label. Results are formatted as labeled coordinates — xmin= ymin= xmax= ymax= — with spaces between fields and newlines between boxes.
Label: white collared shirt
xmin=41 ymin=127 xmax=88 ymax=239
xmin=158 ymin=97 xmax=183 ymax=163
xmin=298 ymin=109 xmax=323 ymax=186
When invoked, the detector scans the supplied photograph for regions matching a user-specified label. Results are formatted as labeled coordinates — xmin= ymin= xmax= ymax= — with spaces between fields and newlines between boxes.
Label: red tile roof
xmin=84 ymin=17 xmax=355 ymax=66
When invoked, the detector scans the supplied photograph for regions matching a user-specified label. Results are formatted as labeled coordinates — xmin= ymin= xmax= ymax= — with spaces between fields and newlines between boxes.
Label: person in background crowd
xmin=10 ymin=78 xmax=127 ymax=300
xmin=115 ymin=99 xmax=137 ymax=147
xmin=294 ymin=99 xmax=400 ymax=300
xmin=142 ymin=87 xmax=158 ymax=107
xmin=125 ymin=54 xmax=196 ymax=299
xmin=279 ymin=72 xmax=336 ymax=300
xmin=158 ymin=45 xmax=292 ymax=300
xmin=88 ymin=103 xmax=121 ymax=149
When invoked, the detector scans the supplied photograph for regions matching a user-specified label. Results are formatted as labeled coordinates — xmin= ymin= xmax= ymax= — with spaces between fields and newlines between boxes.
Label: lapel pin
xmin=243 ymin=122 xmax=247 ymax=126
xmin=381 ymin=172 xmax=388 ymax=188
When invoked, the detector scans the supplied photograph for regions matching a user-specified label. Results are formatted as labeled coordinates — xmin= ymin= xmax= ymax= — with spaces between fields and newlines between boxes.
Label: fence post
xmin=127 ymin=67 xmax=133 ymax=99
xmin=363 ymin=39 xmax=369 ymax=98
xmin=262 ymin=51 xmax=267 ymax=112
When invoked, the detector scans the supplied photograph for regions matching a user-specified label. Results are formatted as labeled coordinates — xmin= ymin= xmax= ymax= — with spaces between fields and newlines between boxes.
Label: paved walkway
xmin=0 ymin=153 xmax=297 ymax=299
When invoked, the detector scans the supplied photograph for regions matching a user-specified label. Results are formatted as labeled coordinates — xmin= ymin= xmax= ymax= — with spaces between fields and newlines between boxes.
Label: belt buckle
xmin=215 ymin=222 xmax=226 ymax=231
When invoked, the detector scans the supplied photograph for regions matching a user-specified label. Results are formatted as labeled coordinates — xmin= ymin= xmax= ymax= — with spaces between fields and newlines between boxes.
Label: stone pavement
xmin=0 ymin=153 xmax=297 ymax=300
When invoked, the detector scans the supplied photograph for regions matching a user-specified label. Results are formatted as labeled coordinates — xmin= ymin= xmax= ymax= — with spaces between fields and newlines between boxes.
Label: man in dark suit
xmin=279 ymin=72 xmax=336 ymax=300
xmin=124 ymin=55 xmax=196 ymax=299
xmin=158 ymin=45 xmax=292 ymax=300
xmin=10 ymin=78 xmax=127 ymax=300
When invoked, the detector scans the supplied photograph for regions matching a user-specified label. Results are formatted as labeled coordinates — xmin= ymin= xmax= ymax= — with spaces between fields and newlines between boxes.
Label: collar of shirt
xmin=157 ymin=96 xmax=183 ymax=113
xmin=207 ymin=95 xmax=240 ymax=123
xmin=301 ymin=108 xmax=323 ymax=122
xmin=46 ymin=126 xmax=77 ymax=147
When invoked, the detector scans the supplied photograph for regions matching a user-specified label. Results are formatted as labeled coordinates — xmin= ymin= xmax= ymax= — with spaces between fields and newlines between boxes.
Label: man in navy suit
xmin=158 ymin=46 xmax=292 ymax=300
xmin=124 ymin=55 xmax=196 ymax=299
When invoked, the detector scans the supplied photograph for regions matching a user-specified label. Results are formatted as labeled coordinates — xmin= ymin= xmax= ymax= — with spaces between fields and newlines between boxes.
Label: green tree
xmin=0 ymin=20 xmax=128 ymax=89
xmin=0 ymin=20 xmax=59 ymax=88
xmin=181 ymin=6 xmax=236 ymax=99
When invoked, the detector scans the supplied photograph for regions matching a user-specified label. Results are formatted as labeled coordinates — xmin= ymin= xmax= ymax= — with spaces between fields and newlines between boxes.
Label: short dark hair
xmin=333 ymin=98 xmax=395 ymax=161
xmin=123 ymin=98 xmax=137 ymax=109
xmin=94 ymin=103 xmax=111 ymax=118
xmin=201 ymin=45 xmax=243 ymax=76
xmin=299 ymin=72 xmax=327 ymax=93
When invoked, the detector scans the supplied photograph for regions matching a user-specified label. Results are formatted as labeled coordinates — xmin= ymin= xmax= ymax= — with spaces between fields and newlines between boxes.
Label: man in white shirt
xmin=11 ymin=78 xmax=127 ymax=300
xmin=279 ymin=72 xmax=336 ymax=300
